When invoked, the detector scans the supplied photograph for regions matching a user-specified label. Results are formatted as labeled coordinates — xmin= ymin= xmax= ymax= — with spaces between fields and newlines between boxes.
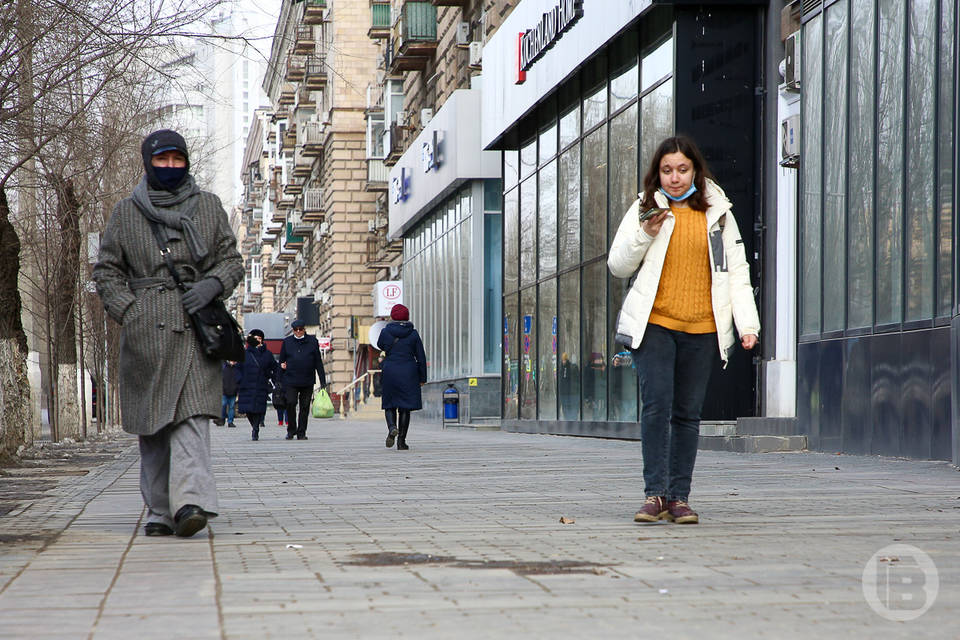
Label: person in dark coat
xmin=236 ymin=330 xmax=277 ymax=441
xmin=279 ymin=319 xmax=327 ymax=440
xmin=376 ymin=304 xmax=427 ymax=450
xmin=272 ymin=366 xmax=288 ymax=429
xmin=218 ymin=360 xmax=242 ymax=428
xmin=93 ymin=129 xmax=243 ymax=538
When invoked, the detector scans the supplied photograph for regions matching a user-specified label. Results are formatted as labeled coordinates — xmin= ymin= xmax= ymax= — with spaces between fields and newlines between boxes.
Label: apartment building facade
xmin=241 ymin=0 xmax=387 ymax=398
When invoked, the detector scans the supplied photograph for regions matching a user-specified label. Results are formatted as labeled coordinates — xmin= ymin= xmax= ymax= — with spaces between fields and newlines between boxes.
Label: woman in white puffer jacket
xmin=608 ymin=135 xmax=760 ymax=526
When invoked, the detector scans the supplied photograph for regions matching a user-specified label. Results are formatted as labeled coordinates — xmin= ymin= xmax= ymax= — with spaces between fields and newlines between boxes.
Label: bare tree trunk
xmin=0 ymin=187 xmax=33 ymax=463
xmin=51 ymin=176 xmax=82 ymax=440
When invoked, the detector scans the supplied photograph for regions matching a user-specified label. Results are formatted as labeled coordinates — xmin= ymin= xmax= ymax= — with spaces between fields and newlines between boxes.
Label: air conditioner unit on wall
xmin=456 ymin=22 xmax=470 ymax=47
xmin=784 ymin=31 xmax=800 ymax=90
xmin=468 ymin=42 xmax=482 ymax=68
xmin=421 ymin=108 xmax=433 ymax=125
xmin=396 ymin=110 xmax=407 ymax=126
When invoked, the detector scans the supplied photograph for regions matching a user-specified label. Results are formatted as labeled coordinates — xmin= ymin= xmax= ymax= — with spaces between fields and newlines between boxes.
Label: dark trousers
xmin=286 ymin=385 xmax=313 ymax=438
xmin=632 ymin=324 xmax=717 ymax=502
xmin=246 ymin=412 xmax=265 ymax=439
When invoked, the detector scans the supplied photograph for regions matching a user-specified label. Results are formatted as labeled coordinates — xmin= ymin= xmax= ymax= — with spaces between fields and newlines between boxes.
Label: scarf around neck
xmin=132 ymin=175 xmax=207 ymax=261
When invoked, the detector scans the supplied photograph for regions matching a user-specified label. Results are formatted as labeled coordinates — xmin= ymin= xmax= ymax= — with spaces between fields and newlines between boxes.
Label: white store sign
xmin=373 ymin=281 xmax=403 ymax=317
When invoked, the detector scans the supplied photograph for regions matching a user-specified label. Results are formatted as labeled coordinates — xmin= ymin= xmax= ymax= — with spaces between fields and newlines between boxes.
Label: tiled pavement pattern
xmin=1 ymin=418 xmax=958 ymax=639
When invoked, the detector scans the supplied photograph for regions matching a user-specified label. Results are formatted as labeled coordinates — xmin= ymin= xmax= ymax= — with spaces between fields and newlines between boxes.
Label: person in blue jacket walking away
xmin=237 ymin=329 xmax=277 ymax=441
xmin=279 ymin=319 xmax=327 ymax=440
xmin=376 ymin=304 xmax=427 ymax=450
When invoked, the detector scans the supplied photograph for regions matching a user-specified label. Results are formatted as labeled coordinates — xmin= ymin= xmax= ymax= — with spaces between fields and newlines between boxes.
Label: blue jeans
xmin=221 ymin=395 xmax=236 ymax=423
xmin=632 ymin=324 xmax=717 ymax=502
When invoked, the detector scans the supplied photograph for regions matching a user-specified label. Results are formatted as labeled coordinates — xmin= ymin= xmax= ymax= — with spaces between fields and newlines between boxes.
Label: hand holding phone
xmin=639 ymin=207 xmax=669 ymax=223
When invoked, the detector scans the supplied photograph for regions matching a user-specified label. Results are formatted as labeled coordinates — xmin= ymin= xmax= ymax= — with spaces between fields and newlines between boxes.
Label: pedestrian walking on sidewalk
xmin=217 ymin=360 xmax=242 ymax=427
xmin=608 ymin=135 xmax=760 ymax=525
xmin=272 ymin=366 xmax=288 ymax=429
xmin=92 ymin=129 xmax=243 ymax=538
xmin=237 ymin=329 xmax=277 ymax=441
xmin=376 ymin=304 xmax=427 ymax=450
xmin=279 ymin=319 xmax=327 ymax=440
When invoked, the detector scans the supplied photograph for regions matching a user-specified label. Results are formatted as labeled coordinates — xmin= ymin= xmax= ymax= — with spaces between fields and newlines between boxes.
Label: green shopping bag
xmin=311 ymin=387 xmax=335 ymax=418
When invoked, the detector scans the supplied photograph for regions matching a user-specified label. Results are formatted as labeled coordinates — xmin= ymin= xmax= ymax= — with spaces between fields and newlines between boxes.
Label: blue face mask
xmin=659 ymin=183 xmax=697 ymax=202
xmin=153 ymin=166 xmax=187 ymax=190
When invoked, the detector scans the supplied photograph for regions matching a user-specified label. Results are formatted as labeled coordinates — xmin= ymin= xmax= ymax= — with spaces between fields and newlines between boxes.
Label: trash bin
xmin=442 ymin=383 xmax=459 ymax=426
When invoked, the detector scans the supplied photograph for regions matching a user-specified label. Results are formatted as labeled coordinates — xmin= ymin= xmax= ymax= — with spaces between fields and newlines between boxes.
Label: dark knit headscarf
xmin=132 ymin=129 xmax=206 ymax=261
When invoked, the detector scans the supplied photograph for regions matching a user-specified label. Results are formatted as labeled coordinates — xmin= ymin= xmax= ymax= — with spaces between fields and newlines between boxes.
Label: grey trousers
xmin=138 ymin=416 xmax=218 ymax=527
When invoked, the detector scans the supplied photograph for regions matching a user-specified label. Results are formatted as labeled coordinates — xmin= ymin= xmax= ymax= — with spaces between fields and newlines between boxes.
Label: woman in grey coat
xmin=93 ymin=129 xmax=243 ymax=538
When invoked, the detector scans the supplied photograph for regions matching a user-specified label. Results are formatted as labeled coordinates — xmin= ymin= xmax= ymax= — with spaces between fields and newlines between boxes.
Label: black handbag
xmin=145 ymin=220 xmax=245 ymax=362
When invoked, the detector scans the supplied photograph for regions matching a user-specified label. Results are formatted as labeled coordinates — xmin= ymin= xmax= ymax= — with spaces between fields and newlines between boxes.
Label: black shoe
xmin=397 ymin=439 xmax=409 ymax=451
xmin=285 ymin=434 xmax=295 ymax=440
xmin=297 ymin=435 xmax=308 ymax=440
xmin=174 ymin=505 xmax=207 ymax=538
xmin=213 ymin=418 xmax=225 ymax=426
xmin=227 ymin=422 xmax=236 ymax=428
xmin=386 ymin=428 xmax=398 ymax=448
xmin=144 ymin=522 xmax=173 ymax=536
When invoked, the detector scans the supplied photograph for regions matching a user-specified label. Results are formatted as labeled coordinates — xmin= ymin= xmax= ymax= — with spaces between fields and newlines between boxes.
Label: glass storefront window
xmin=557 ymin=270 xmax=580 ymax=421
xmin=558 ymin=145 xmax=581 ymax=269
xmin=484 ymin=213 xmax=502 ymax=374
xmin=582 ymin=124 xmax=608 ymax=261
xmin=520 ymin=137 xmax=537 ymax=180
xmin=539 ymin=160 xmax=558 ymax=277
xmin=822 ymin=0 xmax=848 ymax=332
xmin=800 ymin=14 xmax=823 ymax=336
xmin=610 ymin=60 xmax=638 ymax=113
xmin=904 ymin=0 xmax=937 ymax=322
xmin=583 ymin=81 xmax=607 ymax=132
xmin=504 ymin=188 xmax=519 ymax=294
xmin=640 ymin=80 xmax=673 ymax=178
xmin=504 ymin=149 xmax=519 ymax=189
xmin=847 ymin=0 xmax=875 ymax=330
xmin=539 ymin=102 xmax=558 ymax=165
xmin=641 ymin=37 xmax=672 ymax=92
xmin=609 ymin=103 xmax=639 ymax=242
xmin=538 ymin=279 xmax=558 ymax=420
xmin=519 ymin=288 xmax=537 ymax=420
xmin=520 ymin=177 xmax=537 ymax=286
xmin=503 ymin=293 xmax=518 ymax=419
xmin=560 ymin=104 xmax=580 ymax=151
xmin=875 ymin=0 xmax=905 ymax=325
xmin=937 ymin=0 xmax=955 ymax=318
xmin=581 ymin=261 xmax=607 ymax=421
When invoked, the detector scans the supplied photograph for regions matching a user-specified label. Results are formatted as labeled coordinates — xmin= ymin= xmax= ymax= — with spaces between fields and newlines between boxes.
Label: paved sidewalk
xmin=0 ymin=417 xmax=958 ymax=639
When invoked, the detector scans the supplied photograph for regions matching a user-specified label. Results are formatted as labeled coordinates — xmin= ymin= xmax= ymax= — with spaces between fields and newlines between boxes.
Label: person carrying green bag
xmin=312 ymin=387 xmax=335 ymax=419
xmin=279 ymin=318 xmax=328 ymax=440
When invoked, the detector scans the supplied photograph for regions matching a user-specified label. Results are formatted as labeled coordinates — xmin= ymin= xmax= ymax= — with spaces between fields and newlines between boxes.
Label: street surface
xmin=0 ymin=417 xmax=957 ymax=639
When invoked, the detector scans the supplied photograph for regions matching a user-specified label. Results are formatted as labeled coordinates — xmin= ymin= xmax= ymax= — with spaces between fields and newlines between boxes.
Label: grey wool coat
xmin=92 ymin=192 xmax=243 ymax=436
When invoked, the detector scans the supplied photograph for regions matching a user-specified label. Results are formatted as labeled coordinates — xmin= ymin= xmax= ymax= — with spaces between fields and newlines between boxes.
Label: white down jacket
xmin=607 ymin=179 xmax=760 ymax=366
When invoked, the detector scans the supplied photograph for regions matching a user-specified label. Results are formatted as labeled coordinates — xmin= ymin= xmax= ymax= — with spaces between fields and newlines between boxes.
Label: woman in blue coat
xmin=236 ymin=330 xmax=277 ymax=441
xmin=376 ymin=304 xmax=427 ymax=450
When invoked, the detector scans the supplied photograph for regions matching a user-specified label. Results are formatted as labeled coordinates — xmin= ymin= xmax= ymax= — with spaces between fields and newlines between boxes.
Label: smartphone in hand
xmin=639 ymin=207 xmax=669 ymax=223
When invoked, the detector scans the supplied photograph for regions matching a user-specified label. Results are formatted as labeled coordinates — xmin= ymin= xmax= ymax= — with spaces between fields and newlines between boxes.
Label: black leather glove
xmin=181 ymin=277 xmax=223 ymax=313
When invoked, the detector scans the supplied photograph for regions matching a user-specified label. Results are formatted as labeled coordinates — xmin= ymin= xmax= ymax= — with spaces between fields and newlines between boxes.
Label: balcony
xmin=292 ymin=146 xmax=313 ymax=178
xmin=289 ymin=210 xmax=313 ymax=236
xmin=300 ymin=122 xmax=324 ymax=156
xmin=304 ymin=55 xmax=327 ymax=89
xmin=278 ymin=83 xmax=295 ymax=106
xmin=384 ymin=122 xmax=409 ymax=166
xmin=296 ymin=85 xmax=316 ymax=109
xmin=283 ymin=176 xmax=304 ymax=196
xmin=284 ymin=222 xmax=305 ymax=251
xmin=390 ymin=2 xmax=437 ymax=73
xmin=285 ymin=55 xmax=305 ymax=82
xmin=303 ymin=0 xmax=327 ymax=24
xmin=281 ymin=125 xmax=297 ymax=152
xmin=303 ymin=188 xmax=325 ymax=222
xmin=369 ymin=2 xmax=391 ymax=39
xmin=366 ymin=158 xmax=389 ymax=190
xmin=294 ymin=25 xmax=315 ymax=55
xmin=365 ymin=231 xmax=402 ymax=269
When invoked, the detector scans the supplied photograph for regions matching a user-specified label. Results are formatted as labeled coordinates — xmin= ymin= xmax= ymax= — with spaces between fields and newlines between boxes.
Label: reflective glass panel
xmin=800 ymin=15 xmax=823 ymax=335
xmin=558 ymin=145 xmax=581 ymax=269
xmin=539 ymin=160 xmax=558 ymax=277
xmin=503 ymin=293 xmax=518 ymax=418
xmin=641 ymin=37 xmax=673 ymax=91
xmin=581 ymin=125 xmax=608 ymax=261
xmin=557 ymin=270 xmax=580 ymax=421
xmin=538 ymin=279 xmax=558 ymax=421
xmin=581 ymin=261 xmax=607 ymax=421
xmin=519 ymin=288 xmax=537 ymax=420
xmin=520 ymin=177 xmax=537 ymax=286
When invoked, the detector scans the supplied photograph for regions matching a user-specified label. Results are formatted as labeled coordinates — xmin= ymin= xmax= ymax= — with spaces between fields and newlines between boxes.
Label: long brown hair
xmin=640 ymin=135 xmax=712 ymax=212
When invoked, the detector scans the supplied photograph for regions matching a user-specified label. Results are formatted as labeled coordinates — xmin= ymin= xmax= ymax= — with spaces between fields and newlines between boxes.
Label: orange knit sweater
xmin=648 ymin=205 xmax=717 ymax=334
